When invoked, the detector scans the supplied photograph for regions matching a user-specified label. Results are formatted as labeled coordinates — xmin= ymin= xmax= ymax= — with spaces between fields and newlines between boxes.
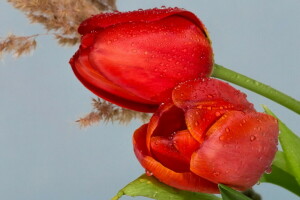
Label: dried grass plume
xmin=77 ymin=98 xmax=150 ymax=127
xmin=1 ymin=0 xmax=116 ymax=57
xmin=0 ymin=34 xmax=37 ymax=58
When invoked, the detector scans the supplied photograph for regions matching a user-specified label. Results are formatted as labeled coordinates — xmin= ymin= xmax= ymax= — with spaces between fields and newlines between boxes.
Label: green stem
xmin=212 ymin=64 xmax=300 ymax=114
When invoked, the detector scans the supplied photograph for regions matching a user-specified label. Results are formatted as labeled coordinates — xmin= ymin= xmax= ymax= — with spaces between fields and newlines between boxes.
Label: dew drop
xmin=194 ymin=121 xmax=199 ymax=126
xmin=225 ymin=128 xmax=230 ymax=133
xmin=265 ymin=166 xmax=272 ymax=174
xmin=213 ymin=171 xmax=220 ymax=176
xmin=207 ymin=106 xmax=212 ymax=110
xmin=250 ymin=135 xmax=256 ymax=141
xmin=139 ymin=179 xmax=146 ymax=183
xmin=207 ymin=94 xmax=213 ymax=98
xmin=219 ymin=135 xmax=225 ymax=141
xmin=215 ymin=112 xmax=221 ymax=117
xmin=144 ymin=51 xmax=148 ymax=55
xmin=146 ymin=170 xmax=153 ymax=176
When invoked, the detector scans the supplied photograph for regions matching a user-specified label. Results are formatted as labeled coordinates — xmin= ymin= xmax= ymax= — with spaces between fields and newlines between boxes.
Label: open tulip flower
xmin=70 ymin=7 xmax=213 ymax=112
xmin=133 ymin=78 xmax=279 ymax=193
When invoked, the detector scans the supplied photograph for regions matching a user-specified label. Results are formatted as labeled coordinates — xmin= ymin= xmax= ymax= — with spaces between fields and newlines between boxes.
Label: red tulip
xmin=70 ymin=7 xmax=213 ymax=112
xmin=133 ymin=78 xmax=279 ymax=193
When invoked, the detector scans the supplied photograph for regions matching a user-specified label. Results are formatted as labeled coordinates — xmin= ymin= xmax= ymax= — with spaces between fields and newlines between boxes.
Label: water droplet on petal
xmin=250 ymin=135 xmax=256 ymax=141
xmin=225 ymin=128 xmax=230 ymax=133
xmin=194 ymin=121 xmax=199 ymax=126
xmin=219 ymin=135 xmax=225 ymax=141
xmin=146 ymin=170 xmax=153 ymax=176
xmin=215 ymin=112 xmax=221 ymax=117
xmin=213 ymin=171 xmax=220 ymax=176
xmin=207 ymin=94 xmax=213 ymax=98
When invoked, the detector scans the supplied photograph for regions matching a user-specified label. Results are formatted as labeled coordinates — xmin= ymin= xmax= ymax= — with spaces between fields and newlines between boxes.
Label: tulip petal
xmin=133 ymin=124 xmax=219 ymax=193
xmin=172 ymin=78 xmax=254 ymax=111
xmin=150 ymin=136 xmax=190 ymax=172
xmin=78 ymin=8 xmax=209 ymax=37
xmin=173 ymin=130 xmax=200 ymax=160
xmin=70 ymin=49 xmax=158 ymax=112
xmin=88 ymin=16 xmax=212 ymax=102
xmin=146 ymin=103 xmax=186 ymax=153
xmin=185 ymin=108 xmax=226 ymax=143
xmin=190 ymin=111 xmax=278 ymax=190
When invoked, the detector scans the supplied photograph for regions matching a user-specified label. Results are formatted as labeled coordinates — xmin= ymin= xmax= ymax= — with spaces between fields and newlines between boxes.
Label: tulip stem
xmin=212 ymin=63 xmax=300 ymax=114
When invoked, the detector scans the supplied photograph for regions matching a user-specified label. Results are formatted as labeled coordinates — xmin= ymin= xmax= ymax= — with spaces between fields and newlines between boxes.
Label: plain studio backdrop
xmin=0 ymin=1 xmax=299 ymax=200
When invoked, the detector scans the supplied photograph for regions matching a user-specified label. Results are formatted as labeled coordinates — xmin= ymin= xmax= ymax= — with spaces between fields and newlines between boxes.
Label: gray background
xmin=0 ymin=0 xmax=299 ymax=199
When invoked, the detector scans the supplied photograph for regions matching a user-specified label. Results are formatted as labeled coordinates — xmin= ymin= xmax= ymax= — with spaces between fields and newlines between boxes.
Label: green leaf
xmin=111 ymin=174 xmax=221 ymax=200
xmin=260 ymin=165 xmax=300 ymax=196
xmin=218 ymin=184 xmax=251 ymax=200
xmin=261 ymin=151 xmax=300 ymax=196
xmin=260 ymin=151 xmax=300 ymax=196
xmin=263 ymin=105 xmax=300 ymax=186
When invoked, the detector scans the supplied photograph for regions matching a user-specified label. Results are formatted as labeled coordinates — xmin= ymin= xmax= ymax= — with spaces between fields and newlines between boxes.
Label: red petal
xmin=133 ymin=124 xmax=219 ymax=193
xmin=173 ymin=130 xmax=200 ymax=160
xmin=185 ymin=108 xmax=226 ymax=143
xmin=150 ymin=136 xmax=190 ymax=172
xmin=70 ymin=49 xmax=158 ymax=112
xmin=172 ymin=78 xmax=254 ymax=111
xmin=190 ymin=111 xmax=278 ymax=190
xmin=78 ymin=8 xmax=209 ymax=37
xmin=88 ymin=15 xmax=212 ymax=102
xmin=146 ymin=103 xmax=186 ymax=152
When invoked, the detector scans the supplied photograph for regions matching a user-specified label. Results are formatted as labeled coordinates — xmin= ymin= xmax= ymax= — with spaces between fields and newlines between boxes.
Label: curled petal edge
xmin=133 ymin=124 xmax=219 ymax=194
xmin=70 ymin=50 xmax=158 ymax=112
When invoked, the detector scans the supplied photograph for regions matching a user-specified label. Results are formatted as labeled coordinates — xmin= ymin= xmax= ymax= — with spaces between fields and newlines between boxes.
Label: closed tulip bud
xmin=70 ymin=8 xmax=213 ymax=112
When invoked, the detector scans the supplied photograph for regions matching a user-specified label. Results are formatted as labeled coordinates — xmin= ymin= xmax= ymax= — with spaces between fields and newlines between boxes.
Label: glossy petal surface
xmin=70 ymin=48 xmax=158 ymax=112
xmin=70 ymin=8 xmax=213 ymax=112
xmin=88 ymin=16 xmax=212 ymax=102
xmin=173 ymin=78 xmax=254 ymax=111
xmin=190 ymin=111 xmax=278 ymax=190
